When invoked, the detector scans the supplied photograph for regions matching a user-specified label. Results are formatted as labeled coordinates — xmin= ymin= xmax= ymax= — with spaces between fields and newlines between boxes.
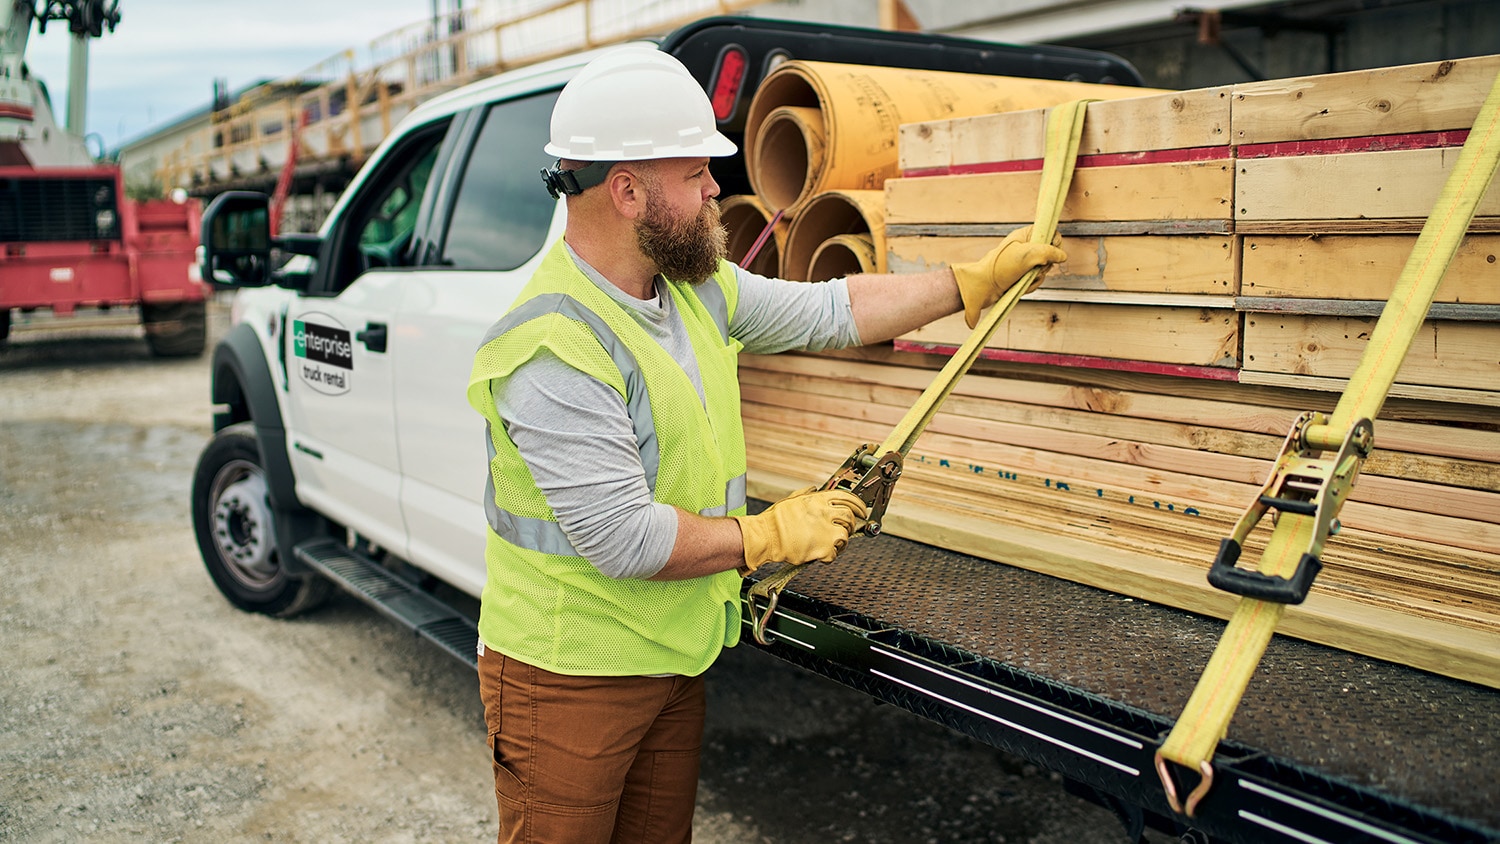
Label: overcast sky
xmin=24 ymin=0 xmax=436 ymax=151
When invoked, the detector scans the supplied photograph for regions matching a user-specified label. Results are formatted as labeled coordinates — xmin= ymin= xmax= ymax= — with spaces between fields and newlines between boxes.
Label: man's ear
xmin=608 ymin=167 xmax=645 ymax=220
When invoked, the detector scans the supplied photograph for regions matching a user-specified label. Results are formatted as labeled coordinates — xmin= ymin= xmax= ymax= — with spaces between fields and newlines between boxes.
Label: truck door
xmin=391 ymin=89 xmax=563 ymax=596
xmin=283 ymin=121 xmax=450 ymax=556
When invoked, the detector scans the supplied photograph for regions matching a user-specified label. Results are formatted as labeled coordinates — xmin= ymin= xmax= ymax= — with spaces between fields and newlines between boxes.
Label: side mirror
xmin=201 ymin=191 xmax=273 ymax=288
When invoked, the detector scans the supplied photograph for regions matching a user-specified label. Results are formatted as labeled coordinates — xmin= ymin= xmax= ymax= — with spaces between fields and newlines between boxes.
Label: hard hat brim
xmin=544 ymin=131 xmax=738 ymax=161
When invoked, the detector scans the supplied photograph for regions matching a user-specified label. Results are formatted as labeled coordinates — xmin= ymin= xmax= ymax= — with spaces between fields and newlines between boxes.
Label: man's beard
xmin=635 ymin=189 xmax=728 ymax=285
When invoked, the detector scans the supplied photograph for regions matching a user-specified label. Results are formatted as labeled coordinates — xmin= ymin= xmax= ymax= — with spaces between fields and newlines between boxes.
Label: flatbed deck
xmin=744 ymin=520 xmax=1499 ymax=842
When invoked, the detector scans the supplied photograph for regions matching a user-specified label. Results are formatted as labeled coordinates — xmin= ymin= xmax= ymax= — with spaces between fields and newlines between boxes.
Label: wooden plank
xmin=898 ymin=344 xmax=1239 ymax=381
xmin=1231 ymin=55 xmax=1500 ymax=144
xmin=1237 ymin=370 xmax=1500 ymax=407
xmin=742 ymin=352 xmax=1500 ymax=462
xmin=897 ymin=118 xmax=953 ymax=176
xmin=900 ymin=304 xmax=1239 ymax=367
xmin=746 ymin=449 xmax=1500 ymax=686
xmin=1241 ymin=234 xmax=1500 ymax=303
xmin=742 ymin=382 xmax=1500 ymax=520
xmin=885 ymin=161 xmax=1235 ymax=225
xmin=745 ymin=418 xmax=1500 ymax=591
xmin=1236 ymin=146 xmax=1500 ymax=221
xmin=738 ymin=366 xmax=1500 ymax=492
xmin=888 ymin=221 xmax=1236 ymax=236
xmin=1242 ymin=314 xmax=1500 ymax=390
xmin=899 ymin=86 xmax=1234 ymax=172
xmin=1236 ymin=217 xmax=1500 ymax=234
xmin=744 ymin=409 xmax=1500 ymax=554
xmin=887 ymin=233 xmax=1238 ymax=295
xmin=1237 ymin=297 xmax=1500 ymax=321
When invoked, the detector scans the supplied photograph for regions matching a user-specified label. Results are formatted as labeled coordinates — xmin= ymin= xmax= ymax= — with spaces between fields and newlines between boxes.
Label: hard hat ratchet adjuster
xmin=541 ymin=159 xmax=615 ymax=198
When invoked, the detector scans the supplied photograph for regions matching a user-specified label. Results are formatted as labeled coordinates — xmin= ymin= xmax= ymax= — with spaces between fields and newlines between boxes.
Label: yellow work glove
xmin=951 ymin=225 xmax=1068 ymax=329
xmin=732 ymin=489 xmax=868 ymax=575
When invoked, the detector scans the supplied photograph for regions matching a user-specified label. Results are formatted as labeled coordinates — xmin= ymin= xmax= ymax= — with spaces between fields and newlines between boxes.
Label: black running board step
xmin=295 ymin=537 xmax=478 ymax=669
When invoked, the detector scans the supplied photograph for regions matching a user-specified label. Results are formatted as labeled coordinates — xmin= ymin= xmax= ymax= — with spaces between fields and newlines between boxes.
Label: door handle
xmin=356 ymin=323 xmax=388 ymax=353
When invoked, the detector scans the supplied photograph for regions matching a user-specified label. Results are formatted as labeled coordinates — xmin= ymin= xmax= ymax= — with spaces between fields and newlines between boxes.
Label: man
xmin=466 ymin=46 xmax=1065 ymax=844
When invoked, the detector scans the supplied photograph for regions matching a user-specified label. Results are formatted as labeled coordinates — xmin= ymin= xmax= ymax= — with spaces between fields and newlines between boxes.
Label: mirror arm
xmin=275 ymin=233 xmax=323 ymax=257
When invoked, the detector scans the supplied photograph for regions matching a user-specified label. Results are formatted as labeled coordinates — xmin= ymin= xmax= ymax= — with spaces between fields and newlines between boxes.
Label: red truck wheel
xmin=142 ymin=301 xmax=207 ymax=357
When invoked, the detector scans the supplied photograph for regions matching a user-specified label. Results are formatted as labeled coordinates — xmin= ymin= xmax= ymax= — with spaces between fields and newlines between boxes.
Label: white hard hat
xmin=545 ymin=47 xmax=738 ymax=161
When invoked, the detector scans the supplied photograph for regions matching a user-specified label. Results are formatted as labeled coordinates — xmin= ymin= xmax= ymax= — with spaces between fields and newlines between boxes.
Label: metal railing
xmin=158 ymin=0 xmax=766 ymax=192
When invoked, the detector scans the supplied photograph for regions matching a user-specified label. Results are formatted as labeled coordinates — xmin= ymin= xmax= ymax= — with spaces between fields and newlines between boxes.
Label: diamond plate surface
xmin=774 ymin=528 xmax=1500 ymax=828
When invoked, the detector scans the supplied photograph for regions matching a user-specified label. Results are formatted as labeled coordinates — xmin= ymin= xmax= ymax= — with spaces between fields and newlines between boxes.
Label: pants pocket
xmin=492 ymin=745 xmax=619 ymax=844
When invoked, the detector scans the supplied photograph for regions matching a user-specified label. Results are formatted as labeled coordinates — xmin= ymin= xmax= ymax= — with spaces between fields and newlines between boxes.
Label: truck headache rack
xmin=743 ymin=521 xmax=1498 ymax=844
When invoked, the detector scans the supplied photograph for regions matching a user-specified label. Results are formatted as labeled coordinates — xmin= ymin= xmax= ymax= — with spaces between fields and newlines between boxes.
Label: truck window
xmin=440 ymin=90 xmax=560 ymax=270
xmin=358 ymin=145 xmax=438 ymax=253
xmin=328 ymin=120 xmax=450 ymax=293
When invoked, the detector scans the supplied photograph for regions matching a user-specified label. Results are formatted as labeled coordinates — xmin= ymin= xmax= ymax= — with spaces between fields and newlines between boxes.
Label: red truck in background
xmin=0 ymin=1 xmax=206 ymax=355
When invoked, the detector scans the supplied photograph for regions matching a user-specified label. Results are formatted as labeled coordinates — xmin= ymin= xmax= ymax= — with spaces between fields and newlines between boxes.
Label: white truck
xmin=190 ymin=16 xmax=1497 ymax=844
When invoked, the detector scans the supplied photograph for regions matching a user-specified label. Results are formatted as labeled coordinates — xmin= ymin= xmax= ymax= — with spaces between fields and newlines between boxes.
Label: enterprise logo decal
xmin=292 ymin=315 xmax=353 ymax=395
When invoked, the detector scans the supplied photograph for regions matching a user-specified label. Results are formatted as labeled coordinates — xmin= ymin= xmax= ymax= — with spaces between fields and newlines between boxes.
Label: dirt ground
xmin=0 ymin=303 xmax=1139 ymax=843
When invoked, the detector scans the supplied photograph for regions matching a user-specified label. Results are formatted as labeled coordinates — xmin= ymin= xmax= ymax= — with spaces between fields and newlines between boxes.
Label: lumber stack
xmin=1231 ymin=57 xmax=1500 ymax=399
xmin=732 ymin=55 xmax=1500 ymax=688
xmin=886 ymin=86 xmax=1242 ymax=373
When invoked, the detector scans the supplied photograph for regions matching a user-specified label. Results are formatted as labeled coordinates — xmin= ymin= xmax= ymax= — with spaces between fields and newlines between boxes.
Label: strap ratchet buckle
xmin=820 ymin=442 xmax=903 ymax=537
xmin=746 ymin=444 xmax=902 ymax=645
xmin=1207 ymin=411 xmax=1373 ymax=605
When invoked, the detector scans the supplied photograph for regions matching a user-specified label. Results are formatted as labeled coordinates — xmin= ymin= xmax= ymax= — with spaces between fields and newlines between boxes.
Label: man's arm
xmin=845 ymin=227 xmax=1069 ymax=343
xmin=845 ymin=268 xmax=961 ymax=345
xmin=499 ymin=352 xmax=856 ymax=583
xmin=730 ymin=227 xmax=1065 ymax=355
xmin=649 ymin=511 xmax=744 ymax=581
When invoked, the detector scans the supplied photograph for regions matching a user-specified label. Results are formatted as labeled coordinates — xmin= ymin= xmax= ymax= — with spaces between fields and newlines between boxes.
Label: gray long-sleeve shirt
xmin=493 ymin=244 xmax=862 ymax=579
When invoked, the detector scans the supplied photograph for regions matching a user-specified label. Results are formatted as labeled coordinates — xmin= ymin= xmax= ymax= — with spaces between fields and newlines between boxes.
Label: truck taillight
xmin=709 ymin=46 xmax=747 ymax=122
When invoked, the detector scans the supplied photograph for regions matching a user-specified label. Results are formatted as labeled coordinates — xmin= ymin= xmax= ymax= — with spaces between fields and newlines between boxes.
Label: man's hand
xmin=951 ymin=225 xmax=1068 ymax=329
xmin=732 ymin=489 xmax=868 ymax=574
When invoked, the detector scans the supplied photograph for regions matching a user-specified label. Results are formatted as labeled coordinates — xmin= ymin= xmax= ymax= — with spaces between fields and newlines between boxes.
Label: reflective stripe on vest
xmin=476 ymin=290 xmax=746 ymax=554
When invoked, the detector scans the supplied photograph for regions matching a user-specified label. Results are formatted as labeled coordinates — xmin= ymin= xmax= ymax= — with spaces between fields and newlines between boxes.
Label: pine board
xmin=887 ymin=233 xmax=1238 ymax=295
xmin=741 ymin=380 xmax=1500 ymax=520
xmin=900 ymin=305 xmax=1239 ymax=367
xmin=1243 ymin=314 xmax=1500 ymax=389
xmin=1241 ymin=234 xmax=1500 ymax=303
xmin=884 ymin=162 xmax=1234 ymax=225
xmin=742 ymin=352 xmax=1500 ymax=462
xmin=1231 ymin=55 xmax=1500 ymax=144
xmin=740 ymin=401 xmax=1500 ymax=554
xmin=737 ymin=367 xmax=1500 ymax=492
xmin=1236 ymin=146 xmax=1500 ymax=221
xmin=743 ymin=444 xmax=1500 ymax=687
xmin=899 ymin=86 xmax=1232 ymax=173
xmin=1236 ymin=370 xmax=1500 ymax=407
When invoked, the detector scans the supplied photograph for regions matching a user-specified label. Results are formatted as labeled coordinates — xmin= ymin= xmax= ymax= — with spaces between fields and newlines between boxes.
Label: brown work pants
xmin=478 ymin=643 xmax=706 ymax=844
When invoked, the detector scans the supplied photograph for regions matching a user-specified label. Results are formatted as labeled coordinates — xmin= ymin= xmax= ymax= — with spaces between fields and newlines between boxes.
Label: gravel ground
xmin=0 ymin=303 xmax=1140 ymax=843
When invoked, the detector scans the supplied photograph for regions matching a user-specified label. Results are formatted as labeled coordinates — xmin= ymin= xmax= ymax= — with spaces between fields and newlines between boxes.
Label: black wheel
xmin=0 ymin=308 xmax=10 ymax=343
xmin=191 ymin=422 xmax=329 ymax=616
xmin=142 ymin=300 xmax=207 ymax=357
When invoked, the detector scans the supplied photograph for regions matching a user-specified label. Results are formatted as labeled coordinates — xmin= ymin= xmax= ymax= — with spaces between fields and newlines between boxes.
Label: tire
xmin=142 ymin=300 xmax=207 ymax=357
xmin=0 ymin=308 xmax=10 ymax=343
xmin=191 ymin=422 xmax=330 ymax=617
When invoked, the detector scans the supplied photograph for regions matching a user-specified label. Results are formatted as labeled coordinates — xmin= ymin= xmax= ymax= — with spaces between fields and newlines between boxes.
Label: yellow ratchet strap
xmin=747 ymin=98 xmax=1096 ymax=646
xmin=1155 ymin=69 xmax=1500 ymax=817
